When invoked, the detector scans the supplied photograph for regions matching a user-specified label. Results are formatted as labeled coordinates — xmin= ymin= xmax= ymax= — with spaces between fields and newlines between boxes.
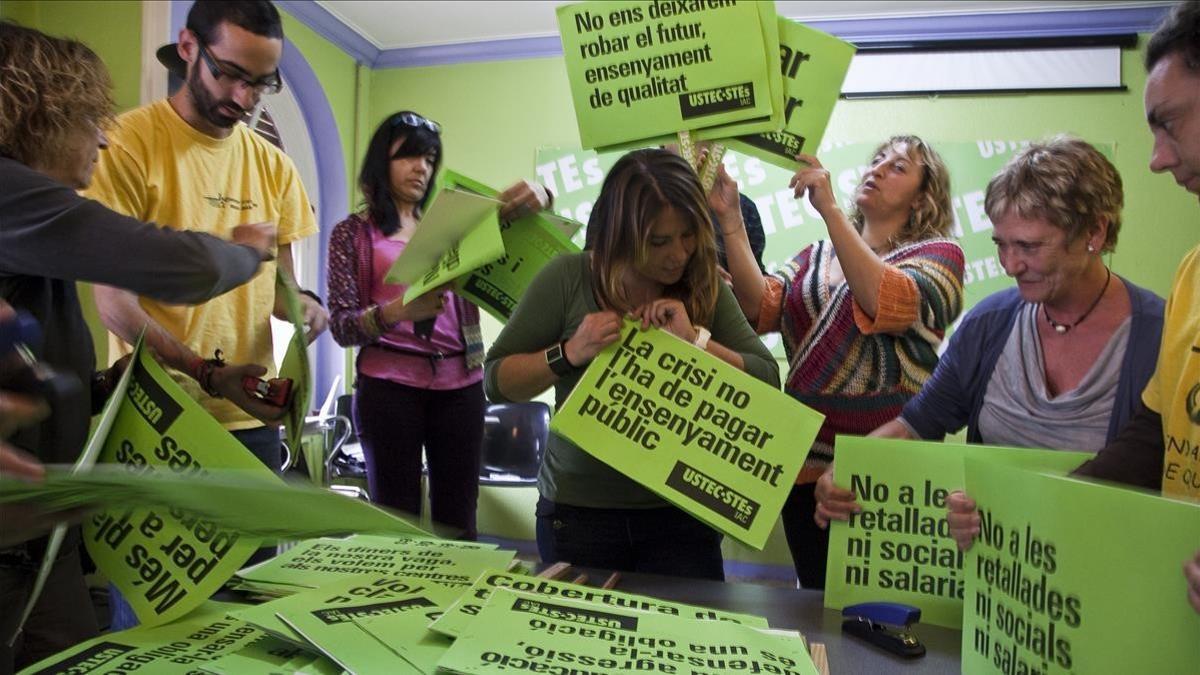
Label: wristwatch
xmin=545 ymin=341 xmax=576 ymax=377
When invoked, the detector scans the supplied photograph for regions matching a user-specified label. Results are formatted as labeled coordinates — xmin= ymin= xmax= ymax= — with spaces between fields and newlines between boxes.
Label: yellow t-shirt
xmin=1142 ymin=244 xmax=1200 ymax=501
xmin=84 ymin=99 xmax=317 ymax=430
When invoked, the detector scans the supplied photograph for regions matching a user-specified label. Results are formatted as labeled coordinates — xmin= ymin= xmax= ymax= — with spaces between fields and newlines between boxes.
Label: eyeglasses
xmin=390 ymin=112 xmax=441 ymax=135
xmin=196 ymin=41 xmax=283 ymax=94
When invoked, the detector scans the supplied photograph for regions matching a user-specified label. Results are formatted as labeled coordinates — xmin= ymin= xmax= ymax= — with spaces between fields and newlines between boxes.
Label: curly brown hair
xmin=0 ymin=21 xmax=113 ymax=166
xmin=847 ymin=135 xmax=955 ymax=246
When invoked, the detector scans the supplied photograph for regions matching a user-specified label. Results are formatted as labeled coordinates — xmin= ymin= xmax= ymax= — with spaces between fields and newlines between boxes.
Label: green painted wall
xmin=1 ymin=0 xmax=143 ymax=113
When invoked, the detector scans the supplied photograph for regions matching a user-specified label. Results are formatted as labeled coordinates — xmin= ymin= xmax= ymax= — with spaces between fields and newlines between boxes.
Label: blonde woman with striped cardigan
xmin=719 ymin=136 xmax=965 ymax=589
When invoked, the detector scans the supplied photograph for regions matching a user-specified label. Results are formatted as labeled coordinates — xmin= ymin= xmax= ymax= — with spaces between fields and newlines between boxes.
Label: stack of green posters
xmin=15 ymin=602 xmax=328 ymax=675
xmin=726 ymin=18 xmax=855 ymax=169
xmin=428 ymin=568 xmax=769 ymax=638
xmin=550 ymin=320 xmax=824 ymax=549
xmin=556 ymin=1 xmax=783 ymax=150
xmin=435 ymin=588 xmax=820 ymax=675
xmin=235 ymin=573 xmax=468 ymax=673
xmin=231 ymin=535 xmax=514 ymax=597
xmin=384 ymin=170 xmax=581 ymax=320
xmin=824 ymin=437 xmax=1089 ymax=628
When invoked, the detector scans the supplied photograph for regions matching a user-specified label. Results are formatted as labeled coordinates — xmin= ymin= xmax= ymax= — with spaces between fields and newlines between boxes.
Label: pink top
xmin=356 ymin=226 xmax=483 ymax=390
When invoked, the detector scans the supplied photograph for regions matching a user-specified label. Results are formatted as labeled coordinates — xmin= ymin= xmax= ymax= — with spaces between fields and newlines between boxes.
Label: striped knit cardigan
xmin=759 ymin=238 xmax=965 ymax=481
xmin=326 ymin=213 xmax=484 ymax=369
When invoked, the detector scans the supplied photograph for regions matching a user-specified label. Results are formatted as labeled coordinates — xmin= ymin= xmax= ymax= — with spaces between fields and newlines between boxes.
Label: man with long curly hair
xmin=0 ymin=21 xmax=274 ymax=669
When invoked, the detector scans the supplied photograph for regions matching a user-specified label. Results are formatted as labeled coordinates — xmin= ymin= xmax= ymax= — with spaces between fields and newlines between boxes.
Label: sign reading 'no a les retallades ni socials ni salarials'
xmin=557 ymin=1 xmax=781 ymax=150
xmin=551 ymin=321 xmax=823 ymax=548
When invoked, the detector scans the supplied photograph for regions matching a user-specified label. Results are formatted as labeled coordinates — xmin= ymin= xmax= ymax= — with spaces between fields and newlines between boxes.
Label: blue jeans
xmin=535 ymin=497 xmax=725 ymax=581
xmin=109 ymin=426 xmax=282 ymax=631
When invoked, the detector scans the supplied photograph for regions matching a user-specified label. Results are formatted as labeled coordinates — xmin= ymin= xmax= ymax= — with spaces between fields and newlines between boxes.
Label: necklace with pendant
xmin=1042 ymin=267 xmax=1111 ymax=334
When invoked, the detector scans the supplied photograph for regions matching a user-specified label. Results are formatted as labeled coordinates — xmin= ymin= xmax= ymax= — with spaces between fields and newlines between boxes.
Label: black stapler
xmin=841 ymin=602 xmax=926 ymax=658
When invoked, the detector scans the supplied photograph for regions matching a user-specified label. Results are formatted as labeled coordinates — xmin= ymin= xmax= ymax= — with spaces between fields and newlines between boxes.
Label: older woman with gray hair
xmin=815 ymin=136 xmax=1166 ymax=526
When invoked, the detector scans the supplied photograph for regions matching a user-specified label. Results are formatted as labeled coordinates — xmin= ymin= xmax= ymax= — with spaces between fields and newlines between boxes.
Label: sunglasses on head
xmin=390 ymin=112 xmax=441 ymax=135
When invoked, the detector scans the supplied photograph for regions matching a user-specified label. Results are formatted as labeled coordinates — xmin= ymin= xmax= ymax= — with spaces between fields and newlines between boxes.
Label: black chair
xmin=479 ymin=401 xmax=550 ymax=486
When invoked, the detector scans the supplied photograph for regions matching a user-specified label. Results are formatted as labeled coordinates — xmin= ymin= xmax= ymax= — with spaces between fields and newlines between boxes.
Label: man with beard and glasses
xmin=87 ymin=0 xmax=327 ymax=468
xmin=84 ymin=0 xmax=327 ymax=628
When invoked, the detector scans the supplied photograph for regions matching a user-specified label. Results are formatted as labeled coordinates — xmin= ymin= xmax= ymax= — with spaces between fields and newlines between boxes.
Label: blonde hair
xmin=587 ymin=149 xmax=720 ymax=327
xmin=984 ymin=136 xmax=1123 ymax=252
xmin=0 ymin=21 xmax=113 ymax=166
xmin=848 ymin=135 xmax=954 ymax=244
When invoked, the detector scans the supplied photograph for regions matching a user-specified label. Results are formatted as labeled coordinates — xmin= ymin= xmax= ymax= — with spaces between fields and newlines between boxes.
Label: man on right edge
xmin=948 ymin=0 xmax=1200 ymax=613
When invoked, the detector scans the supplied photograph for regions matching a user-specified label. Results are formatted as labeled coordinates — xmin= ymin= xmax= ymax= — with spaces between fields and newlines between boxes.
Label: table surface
xmin=565 ymin=568 xmax=963 ymax=675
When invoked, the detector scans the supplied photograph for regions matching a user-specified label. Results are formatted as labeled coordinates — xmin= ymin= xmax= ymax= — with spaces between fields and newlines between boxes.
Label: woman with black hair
xmin=326 ymin=111 xmax=550 ymax=539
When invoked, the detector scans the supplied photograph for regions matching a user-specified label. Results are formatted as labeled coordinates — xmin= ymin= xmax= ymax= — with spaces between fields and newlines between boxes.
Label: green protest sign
xmin=557 ymin=1 xmax=779 ymax=149
xmin=200 ymin=635 xmax=337 ymax=675
xmin=234 ymin=535 xmax=513 ymax=591
xmin=383 ymin=169 xmax=502 ymax=293
xmin=436 ymin=588 xmax=818 ymax=675
xmin=429 ymin=568 xmax=768 ymax=638
xmin=1 ymin=466 xmax=435 ymax=542
xmin=690 ymin=1 xmax=783 ymax=143
xmin=961 ymin=457 xmax=1200 ymax=674
xmin=825 ymin=437 xmax=1088 ymax=628
xmin=276 ymin=270 xmax=313 ymax=457
xmin=10 ymin=337 xmax=144 ymax=645
xmin=18 ymin=602 xmax=263 ymax=675
xmin=357 ymin=605 xmax=456 ymax=674
xmin=80 ymin=345 xmax=272 ymax=627
xmin=457 ymin=212 xmax=581 ymax=321
xmin=550 ymin=320 xmax=822 ymax=548
xmin=246 ymin=574 xmax=466 ymax=674
xmin=725 ymin=19 xmax=855 ymax=169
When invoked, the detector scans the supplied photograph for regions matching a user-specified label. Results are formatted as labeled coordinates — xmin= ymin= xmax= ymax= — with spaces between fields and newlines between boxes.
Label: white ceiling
xmin=315 ymin=0 xmax=1157 ymax=50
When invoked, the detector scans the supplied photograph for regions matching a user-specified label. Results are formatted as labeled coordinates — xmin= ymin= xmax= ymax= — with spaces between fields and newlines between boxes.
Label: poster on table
xmin=549 ymin=320 xmax=823 ymax=548
xmin=429 ymin=568 xmax=768 ymax=638
xmin=435 ymin=588 xmax=820 ymax=675
xmin=960 ymin=456 xmax=1200 ymax=674
xmin=557 ymin=0 xmax=781 ymax=149
xmin=823 ymin=437 xmax=1089 ymax=628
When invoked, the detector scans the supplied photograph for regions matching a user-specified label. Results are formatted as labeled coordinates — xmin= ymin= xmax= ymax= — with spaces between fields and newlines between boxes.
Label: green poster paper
xmin=436 ymin=589 xmax=818 ymax=675
xmin=199 ymin=634 xmax=322 ymax=674
xmin=557 ymin=1 xmax=779 ymax=149
xmin=383 ymin=170 xmax=504 ymax=297
xmin=726 ymin=19 xmax=855 ymax=169
xmin=255 ymin=574 xmax=465 ymax=674
xmin=9 ymin=337 xmax=145 ymax=645
xmin=457 ymin=212 xmax=582 ymax=321
xmin=2 ymin=466 xmax=434 ymax=541
xmin=824 ymin=436 xmax=1088 ymax=628
xmin=549 ymin=320 xmax=823 ymax=548
xmin=235 ymin=535 xmax=513 ymax=591
xmin=18 ymin=602 xmax=263 ymax=675
xmin=961 ymin=457 xmax=1200 ymax=674
xmin=277 ymin=270 xmax=313 ymax=457
xmin=80 ymin=345 xmax=273 ymax=627
xmin=357 ymin=607 xmax=455 ymax=675
xmin=429 ymin=568 xmax=768 ymax=638
xmin=691 ymin=1 xmax=783 ymax=142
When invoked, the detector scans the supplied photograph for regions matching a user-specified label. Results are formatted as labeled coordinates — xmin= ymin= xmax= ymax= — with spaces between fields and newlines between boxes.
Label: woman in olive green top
xmin=484 ymin=149 xmax=779 ymax=580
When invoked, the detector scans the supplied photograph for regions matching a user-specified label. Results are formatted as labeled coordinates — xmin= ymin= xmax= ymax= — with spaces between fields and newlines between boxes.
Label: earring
xmin=1087 ymin=244 xmax=1095 ymax=253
